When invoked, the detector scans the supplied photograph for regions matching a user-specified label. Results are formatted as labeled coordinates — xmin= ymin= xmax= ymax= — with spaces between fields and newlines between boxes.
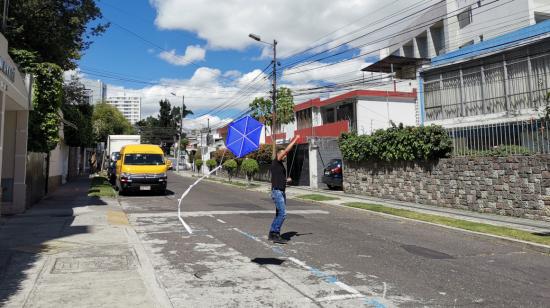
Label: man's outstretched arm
xmin=277 ymin=135 xmax=301 ymax=161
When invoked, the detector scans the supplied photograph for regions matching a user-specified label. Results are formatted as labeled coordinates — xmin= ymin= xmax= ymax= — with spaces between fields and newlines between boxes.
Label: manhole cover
xmin=51 ymin=255 xmax=134 ymax=274
xmin=401 ymin=245 xmax=454 ymax=260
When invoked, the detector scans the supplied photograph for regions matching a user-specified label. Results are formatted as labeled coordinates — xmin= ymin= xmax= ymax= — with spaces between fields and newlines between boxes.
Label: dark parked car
xmin=107 ymin=151 xmax=120 ymax=184
xmin=322 ymin=159 xmax=343 ymax=190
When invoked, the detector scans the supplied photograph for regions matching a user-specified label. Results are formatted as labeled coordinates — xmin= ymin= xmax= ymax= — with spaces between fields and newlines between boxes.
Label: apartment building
xmin=106 ymin=95 xmax=141 ymax=125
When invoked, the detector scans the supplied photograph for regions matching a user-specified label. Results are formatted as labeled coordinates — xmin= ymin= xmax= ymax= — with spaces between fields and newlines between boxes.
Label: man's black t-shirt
xmin=270 ymin=159 xmax=286 ymax=191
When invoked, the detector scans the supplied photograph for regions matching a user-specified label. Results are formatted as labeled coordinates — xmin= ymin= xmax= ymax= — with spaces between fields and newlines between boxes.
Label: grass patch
xmin=297 ymin=194 xmax=340 ymax=202
xmin=344 ymin=202 xmax=550 ymax=246
xmin=88 ymin=176 xmax=117 ymax=198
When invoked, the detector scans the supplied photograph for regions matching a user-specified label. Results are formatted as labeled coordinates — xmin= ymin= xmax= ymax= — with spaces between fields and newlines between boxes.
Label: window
xmin=322 ymin=108 xmax=335 ymax=124
xmin=457 ymin=7 xmax=472 ymax=29
xmin=124 ymin=154 xmax=164 ymax=165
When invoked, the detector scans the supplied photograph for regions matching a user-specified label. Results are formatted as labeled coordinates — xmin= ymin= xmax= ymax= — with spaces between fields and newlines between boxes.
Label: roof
xmin=294 ymin=89 xmax=417 ymax=112
xmin=121 ymin=144 xmax=164 ymax=154
xmin=361 ymin=55 xmax=429 ymax=74
xmin=430 ymin=19 xmax=550 ymax=68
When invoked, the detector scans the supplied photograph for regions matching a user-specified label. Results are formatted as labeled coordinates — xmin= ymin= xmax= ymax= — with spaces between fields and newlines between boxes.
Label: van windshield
xmin=124 ymin=154 xmax=164 ymax=165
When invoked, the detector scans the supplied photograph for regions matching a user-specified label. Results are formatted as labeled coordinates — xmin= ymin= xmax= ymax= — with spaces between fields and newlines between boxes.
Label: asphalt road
xmin=118 ymin=172 xmax=550 ymax=307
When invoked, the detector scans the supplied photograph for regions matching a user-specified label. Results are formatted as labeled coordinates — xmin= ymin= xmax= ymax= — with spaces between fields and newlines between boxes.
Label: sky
xmin=74 ymin=0 xmax=427 ymax=130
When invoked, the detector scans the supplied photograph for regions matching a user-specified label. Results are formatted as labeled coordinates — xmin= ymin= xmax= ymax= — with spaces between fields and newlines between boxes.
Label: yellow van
xmin=116 ymin=144 xmax=170 ymax=194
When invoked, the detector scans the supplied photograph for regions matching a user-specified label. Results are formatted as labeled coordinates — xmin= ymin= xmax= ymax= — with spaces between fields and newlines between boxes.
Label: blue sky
xmin=74 ymin=0 xmax=419 ymax=129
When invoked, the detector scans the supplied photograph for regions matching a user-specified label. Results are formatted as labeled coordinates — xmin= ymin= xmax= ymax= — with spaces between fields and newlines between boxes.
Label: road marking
xmin=128 ymin=210 xmax=330 ymax=218
xmin=216 ymin=219 xmax=227 ymax=224
xmin=383 ymin=282 xmax=387 ymax=299
xmin=316 ymin=294 xmax=364 ymax=302
xmin=107 ymin=210 xmax=129 ymax=226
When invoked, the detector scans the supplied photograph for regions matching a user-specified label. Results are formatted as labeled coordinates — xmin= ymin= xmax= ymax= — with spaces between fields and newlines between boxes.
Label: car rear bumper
xmin=322 ymin=175 xmax=343 ymax=187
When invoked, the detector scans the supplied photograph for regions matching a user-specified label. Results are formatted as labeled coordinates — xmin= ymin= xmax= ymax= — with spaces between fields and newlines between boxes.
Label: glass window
xmin=124 ymin=154 xmax=164 ymax=165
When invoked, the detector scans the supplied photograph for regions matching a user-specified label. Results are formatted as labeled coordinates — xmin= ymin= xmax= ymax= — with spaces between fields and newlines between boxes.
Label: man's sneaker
xmin=271 ymin=233 xmax=288 ymax=244
xmin=268 ymin=232 xmax=278 ymax=241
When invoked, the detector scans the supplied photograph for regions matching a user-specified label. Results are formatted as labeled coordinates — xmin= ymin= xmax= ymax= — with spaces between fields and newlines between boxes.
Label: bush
xmin=241 ymin=159 xmax=260 ymax=184
xmin=211 ymin=148 xmax=236 ymax=163
xmin=476 ymin=145 xmax=532 ymax=157
xmin=339 ymin=124 xmax=453 ymax=162
xmin=206 ymin=159 xmax=217 ymax=170
xmin=246 ymin=144 xmax=282 ymax=164
xmin=222 ymin=159 xmax=238 ymax=181
xmin=195 ymin=159 xmax=203 ymax=172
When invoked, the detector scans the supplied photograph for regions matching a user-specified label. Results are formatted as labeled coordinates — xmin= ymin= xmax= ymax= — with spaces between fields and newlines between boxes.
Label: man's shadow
xmin=281 ymin=231 xmax=313 ymax=241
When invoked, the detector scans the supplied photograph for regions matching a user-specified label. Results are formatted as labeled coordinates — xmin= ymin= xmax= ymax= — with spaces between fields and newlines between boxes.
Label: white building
xmin=106 ymin=96 xmax=141 ymax=125
xmin=0 ymin=33 xmax=32 ymax=214
xmin=81 ymin=78 xmax=107 ymax=104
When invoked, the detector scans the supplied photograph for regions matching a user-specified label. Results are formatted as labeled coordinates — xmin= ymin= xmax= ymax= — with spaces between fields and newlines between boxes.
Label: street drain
xmin=401 ymin=245 xmax=454 ymax=260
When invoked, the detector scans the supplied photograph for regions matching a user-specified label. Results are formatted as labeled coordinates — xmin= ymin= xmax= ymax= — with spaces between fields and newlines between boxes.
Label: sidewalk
xmin=176 ymin=170 xmax=550 ymax=234
xmin=0 ymin=177 xmax=170 ymax=308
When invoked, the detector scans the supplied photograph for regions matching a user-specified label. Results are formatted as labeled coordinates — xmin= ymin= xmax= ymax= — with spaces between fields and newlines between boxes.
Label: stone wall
xmin=343 ymin=155 xmax=550 ymax=221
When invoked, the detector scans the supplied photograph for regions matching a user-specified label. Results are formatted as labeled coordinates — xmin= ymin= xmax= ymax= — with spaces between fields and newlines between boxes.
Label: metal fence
xmin=447 ymin=118 xmax=550 ymax=156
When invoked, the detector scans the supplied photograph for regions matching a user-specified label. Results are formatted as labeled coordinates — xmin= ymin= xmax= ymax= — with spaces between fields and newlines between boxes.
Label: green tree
xmin=62 ymin=76 xmax=93 ymax=147
xmin=92 ymin=103 xmax=134 ymax=144
xmin=222 ymin=159 xmax=238 ymax=182
xmin=6 ymin=0 xmax=108 ymax=70
xmin=27 ymin=62 xmax=64 ymax=153
xmin=195 ymin=159 xmax=203 ymax=173
xmin=241 ymin=159 xmax=259 ymax=185
xmin=206 ymin=159 xmax=217 ymax=171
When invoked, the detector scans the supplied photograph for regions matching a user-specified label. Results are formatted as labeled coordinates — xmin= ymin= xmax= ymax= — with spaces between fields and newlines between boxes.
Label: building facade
xmin=0 ymin=33 xmax=32 ymax=215
xmin=106 ymin=95 xmax=141 ymax=125
xmin=81 ymin=78 xmax=107 ymax=104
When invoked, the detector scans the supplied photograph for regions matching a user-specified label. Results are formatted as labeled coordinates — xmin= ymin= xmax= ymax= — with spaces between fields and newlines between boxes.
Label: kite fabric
xmin=225 ymin=116 xmax=264 ymax=158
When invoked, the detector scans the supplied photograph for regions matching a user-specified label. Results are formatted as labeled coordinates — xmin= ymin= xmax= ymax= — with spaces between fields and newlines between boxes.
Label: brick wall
xmin=343 ymin=155 xmax=550 ymax=221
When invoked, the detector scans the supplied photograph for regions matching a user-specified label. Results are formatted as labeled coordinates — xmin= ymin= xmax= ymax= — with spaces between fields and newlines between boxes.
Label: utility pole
xmin=271 ymin=39 xmax=278 ymax=159
xmin=171 ymin=93 xmax=184 ymax=172
xmin=248 ymin=33 xmax=278 ymax=159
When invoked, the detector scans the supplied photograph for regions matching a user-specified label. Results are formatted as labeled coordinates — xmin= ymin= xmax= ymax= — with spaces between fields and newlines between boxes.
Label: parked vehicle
xmin=107 ymin=134 xmax=141 ymax=162
xmin=116 ymin=144 xmax=170 ymax=195
xmin=107 ymin=151 xmax=120 ymax=184
xmin=322 ymin=159 xmax=343 ymax=190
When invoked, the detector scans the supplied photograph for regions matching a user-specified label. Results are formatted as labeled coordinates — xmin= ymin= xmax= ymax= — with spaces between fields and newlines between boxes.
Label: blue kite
xmin=225 ymin=116 xmax=264 ymax=158
xmin=177 ymin=116 xmax=264 ymax=234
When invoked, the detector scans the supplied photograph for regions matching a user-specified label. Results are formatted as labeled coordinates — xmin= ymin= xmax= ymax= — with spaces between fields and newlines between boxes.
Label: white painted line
xmin=334 ymin=281 xmax=361 ymax=295
xmin=287 ymin=257 xmax=364 ymax=297
xmin=383 ymin=282 xmax=387 ymax=299
xmin=316 ymin=294 xmax=364 ymax=302
xmin=216 ymin=219 xmax=227 ymax=224
xmin=184 ymin=210 xmax=330 ymax=217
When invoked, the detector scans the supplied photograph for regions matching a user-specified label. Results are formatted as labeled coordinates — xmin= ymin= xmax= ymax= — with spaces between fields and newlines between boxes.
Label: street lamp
xmin=171 ymin=92 xmax=184 ymax=172
xmin=249 ymin=33 xmax=278 ymax=159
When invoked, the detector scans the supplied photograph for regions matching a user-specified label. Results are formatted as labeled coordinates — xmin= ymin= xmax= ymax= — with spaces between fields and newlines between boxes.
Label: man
xmin=268 ymin=134 xmax=300 ymax=244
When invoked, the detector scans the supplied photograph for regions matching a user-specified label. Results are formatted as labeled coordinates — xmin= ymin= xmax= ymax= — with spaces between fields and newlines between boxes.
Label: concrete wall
xmin=356 ymin=99 xmax=417 ymax=135
xmin=445 ymin=0 xmax=532 ymax=50
xmin=343 ymin=155 xmax=550 ymax=221
xmin=309 ymin=138 xmax=342 ymax=189
xmin=48 ymin=141 xmax=69 ymax=193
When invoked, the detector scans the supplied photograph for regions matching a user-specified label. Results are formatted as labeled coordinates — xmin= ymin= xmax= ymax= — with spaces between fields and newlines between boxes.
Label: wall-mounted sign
xmin=0 ymin=56 xmax=16 ymax=82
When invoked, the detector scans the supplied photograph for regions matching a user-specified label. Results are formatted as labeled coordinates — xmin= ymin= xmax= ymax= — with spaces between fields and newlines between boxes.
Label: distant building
xmin=106 ymin=96 xmax=141 ymax=125
xmin=81 ymin=79 xmax=107 ymax=104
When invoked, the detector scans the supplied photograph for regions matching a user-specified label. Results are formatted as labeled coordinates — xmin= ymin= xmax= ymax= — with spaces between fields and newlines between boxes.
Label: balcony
xmin=265 ymin=133 xmax=286 ymax=145
xmin=294 ymin=120 xmax=349 ymax=144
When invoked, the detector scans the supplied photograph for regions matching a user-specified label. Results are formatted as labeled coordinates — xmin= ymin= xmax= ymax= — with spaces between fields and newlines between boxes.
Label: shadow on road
xmin=251 ymin=258 xmax=286 ymax=266
xmin=281 ymin=231 xmax=313 ymax=241
xmin=0 ymin=177 xmax=106 ymax=305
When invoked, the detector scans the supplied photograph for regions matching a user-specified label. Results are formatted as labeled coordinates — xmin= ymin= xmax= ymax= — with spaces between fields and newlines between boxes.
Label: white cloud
xmin=150 ymin=0 xmax=421 ymax=57
xmin=159 ymin=45 xmax=206 ymax=66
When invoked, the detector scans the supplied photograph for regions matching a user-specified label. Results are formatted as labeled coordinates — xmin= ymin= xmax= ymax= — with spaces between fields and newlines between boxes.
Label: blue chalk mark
xmin=364 ymin=298 xmax=386 ymax=308
xmin=308 ymin=266 xmax=338 ymax=284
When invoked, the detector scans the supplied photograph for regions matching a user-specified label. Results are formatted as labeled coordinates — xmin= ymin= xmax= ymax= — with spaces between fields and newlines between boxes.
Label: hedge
xmin=339 ymin=123 xmax=453 ymax=162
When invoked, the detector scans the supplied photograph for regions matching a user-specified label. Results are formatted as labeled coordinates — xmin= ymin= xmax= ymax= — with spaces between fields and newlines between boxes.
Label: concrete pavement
xmin=119 ymin=172 xmax=550 ymax=307
xmin=0 ymin=177 xmax=170 ymax=307
xmin=2 ymin=173 xmax=549 ymax=307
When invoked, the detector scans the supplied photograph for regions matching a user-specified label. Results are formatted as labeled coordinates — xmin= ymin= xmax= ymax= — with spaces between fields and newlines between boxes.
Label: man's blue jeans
xmin=270 ymin=189 xmax=287 ymax=233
